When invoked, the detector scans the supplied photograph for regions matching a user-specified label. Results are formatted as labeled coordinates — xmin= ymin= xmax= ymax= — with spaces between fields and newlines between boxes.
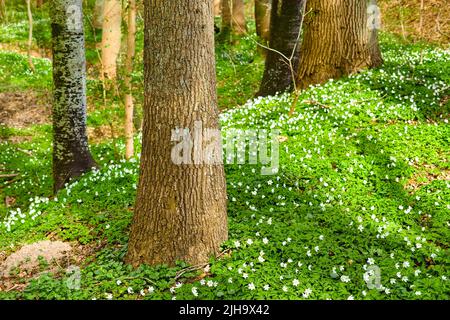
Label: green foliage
xmin=0 ymin=13 xmax=449 ymax=300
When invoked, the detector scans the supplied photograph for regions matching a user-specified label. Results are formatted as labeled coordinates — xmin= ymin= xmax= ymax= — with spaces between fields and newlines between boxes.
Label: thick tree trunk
xmin=255 ymin=0 xmax=271 ymax=42
xmin=124 ymin=0 xmax=136 ymax=160
xmin=101 ymin=0 xmax=121 ymax=79
xmin=126 ymin=0 xmax=228 ymax=267
xmin=296 ymin=0 xmax=383 ymax=89
xmin=221 ymin=0 xmax=246 ymax=38
xmin=50 ymin=0 xmax=96 ymax=193
xmin=257 ymin=0 xmax=304 ymax=97
xmin=93 ymin=0 xmax=104 ymax=29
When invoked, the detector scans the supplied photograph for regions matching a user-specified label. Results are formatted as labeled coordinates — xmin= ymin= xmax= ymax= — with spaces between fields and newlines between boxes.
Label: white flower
xmin=140 ymin=289 xmax=145 ymax=296
xmin=262 ymin=237 xmax=269 ymax=244
xmin=247 ymin=239 xmax=253 ymax=245
xmin=148 ymin=286 xmax=155 ymax=293
xmin=402 ymin=261 xmax=410 ymax=268
xmin=127 ymin=287 xmax=134 ymax=294
xmin=248 ymin=283 xmax=255 ymax=290
xmin=192 ymin=287 xmax=198 ymax=297
xmin=116 ymin=280 xmax=122 ymax=285
xmin=282 ymin=286 xmax=288 ymax=292
xmin=258 ymin=256 xmax=265 ymax=263
xmin=293 ymin=279 xmax=300 ymax=287
xmin=234 ymin=240 xmax=241 ymax=248
xmin=105 ymin=293 xmax=113 ymax=300
xmin=367 ymin=258 xmax=375 ymax=265
xmin=347 ymin=295 xmax=354 ymax=300
xmin=302 ymin=288 xmax=312 ymax=298
xmin=263 ymin=284 xmax=270 ymax=291
xmin=340 ymin=275 xmax=350 ymax=283
xmin=415 ymin=291 xmax=421 ymax=296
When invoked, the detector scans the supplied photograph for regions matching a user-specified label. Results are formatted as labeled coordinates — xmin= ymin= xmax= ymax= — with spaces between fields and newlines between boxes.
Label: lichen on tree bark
xmin=50 ymin=0 xmax=96 ymax=192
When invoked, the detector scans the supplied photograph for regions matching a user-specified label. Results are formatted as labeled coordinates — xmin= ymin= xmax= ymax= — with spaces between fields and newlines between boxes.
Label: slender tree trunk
xmin=0 ymin=0 xmax=5 ymax=21
xmin=26 ymin=0 xmax=35 ymax=72
xmin=50 ymin=0 xmax=96 ymax=192
xmin=101 ymin=0 xmax=122 ymax=79
xmin=221 ymin=0 xmax=246 ymax=38
xmin=257 ymin=0 xmax=304 ymax=97
xmin=93 ymin=0 xmax=104 ymax=29
xmin=296 ymin=0 xmax=383 ymax=89
xmin=368 ymin=0 xmax=383 ymax=67
xmin=214 ymin=0 xmax=221 ymax=16
xmin=255 ymin=0 xmax=271 ymax=42
xmin=124 ymin=0 xmax=136 ymax=160
xmin=126 ymin=0 xmax=228 ymax=267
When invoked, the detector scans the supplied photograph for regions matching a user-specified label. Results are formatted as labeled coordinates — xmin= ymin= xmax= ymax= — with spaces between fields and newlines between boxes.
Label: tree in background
xmin=25 ymin=0 xmax=35 ymax=72
xmin=93 ymin=0 xmax=104 ymax=29
xmin=50 ymin=0 xmax=96 ymax=192
xmin=221 ymin=0 xmax=247 ymax=40
xmin=101 ymin=0 xmax=121 ymax=79
xmin=214 ymin=0 xmax=221 ymax=16
xmin=126 ymin=0 xmax=228 ymax=267
xmin=296 ymin=0 xmax=383 ymax=89
xmin=124 ymin=0 xmax=136 ymax=160
xmin=255 ymin=0 xmax=271 ymax=43
xmin=257 ymin=0 xmax=304 ymax=97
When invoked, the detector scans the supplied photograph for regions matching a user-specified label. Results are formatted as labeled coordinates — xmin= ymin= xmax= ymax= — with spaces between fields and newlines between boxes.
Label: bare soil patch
xmin=0 ymin=91 xmax=51 ymax=128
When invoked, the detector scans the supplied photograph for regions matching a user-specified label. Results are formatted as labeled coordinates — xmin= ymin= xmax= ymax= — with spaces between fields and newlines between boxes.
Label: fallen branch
xmin=0 ymin=173 xmax=19 ymax=179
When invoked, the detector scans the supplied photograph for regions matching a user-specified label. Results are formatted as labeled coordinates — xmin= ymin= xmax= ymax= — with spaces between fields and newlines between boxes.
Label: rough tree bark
xmin=221 ymin=0 xmax=247 ymax=38
xmin=296 ymin=0 xmax=383 ymax=89
xmin=255 ymin=0 xmax=271 ymax=42
xmin=124 ymin=0 xmax=136 ymax=160
xmin=50 ymin=0 xmax=96 ymax=192
xmin=101 ymin=0 xmax=121 ymax=79
xmin=125 ymin=0 xmax=228 ymax=267
xmin=257 ymin=0 xmax=304 ymax=97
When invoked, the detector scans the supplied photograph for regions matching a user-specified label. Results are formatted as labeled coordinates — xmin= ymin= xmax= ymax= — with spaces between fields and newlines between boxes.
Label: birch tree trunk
xmin=296 ymin=0 xmax=383 ymax=89
xmin=126 ymin=0 xmax=228 ymax=267
xmin=255 ymin=0 xmax=271 ymax=42
xmin=101 ymin=0 xmax=121 ymax=79
xmin=257 ymin=0 xmax=304 ymax=97
xmin=124 ymin=0 xmax=136 ymax=160
xmin=50 ymin=0 xmax=96 ymax=192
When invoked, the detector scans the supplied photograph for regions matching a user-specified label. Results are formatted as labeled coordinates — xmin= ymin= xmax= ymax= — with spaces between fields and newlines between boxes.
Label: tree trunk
xmin=50 ymin=0 xmax=96 ymax=193
xmin=26 ymin=0 xmax=35 ymax=72
xmin=257 ymin=0 xmax=304 ymax=97
xmin=125 ymin=0 xmax=228 ymax=267
xmin=255 ymin=0 xmax=271 ymax=42
xmin=221 ymin=0 xmax=246 ymax=38
xmin=296 ymin=0 xmax=383 ymax=89
xmin=93 ymin=0 xmax=104 ymax=29
xmin=214 ymin=0 xmax=221 ymax=16
xmin=124 ymin=0 xmax=136 ymax=160
xmin=368 ymin=0 xmax=383 ymax=67
xmin=101 ymin=0 xmax=121 ymax=79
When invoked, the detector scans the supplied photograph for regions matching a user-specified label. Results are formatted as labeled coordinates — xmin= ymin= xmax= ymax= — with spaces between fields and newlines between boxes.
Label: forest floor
xmin=0 ymin=33 xmax=449 ymax=300
xmin=0 ymin=3 xmax=449 ymax=300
